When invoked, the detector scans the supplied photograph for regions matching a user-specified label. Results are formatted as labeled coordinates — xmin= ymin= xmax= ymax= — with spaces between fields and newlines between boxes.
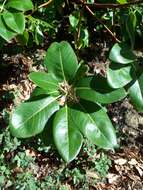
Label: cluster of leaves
xmin=9 ymin=37 xmax=143 ymax=162
xmin=0 ymin=0 xmax=59 ymax=46
xmin=0 ymin=0 xmax=142 ymax=49
xmin=0 ymin=0 xmax=33 ymax=41
xmin=107 ymin=43 xmax=143 ymax=112
xmin=69 ymin=0 xmax=143 ymax=49
xmin=1 ymin=0 xmax=143 ymax=164
xmin=9 ymin=41 xmax=127 ymax=162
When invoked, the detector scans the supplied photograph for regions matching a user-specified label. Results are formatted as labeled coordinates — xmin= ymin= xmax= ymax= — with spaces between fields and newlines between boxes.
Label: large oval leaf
xmin=44 ymin=41 xmax=78 ymax=82
xmin=3 ymin=12 xmax=25 ymax=34
xmin=29 ymin=72 xmax=60 ymax=96
xmin=69 ymin=100 xmax=117 ymax=149
xmin=109 ymin=43 xmax=136 ymax=64
xmin=128 ymin=73 xmax=143 ymax=112
xmin=76 ymin=75 xmax=127 ymax=104
xmin=0 ymin=15 xmax=16 ymax=41
xmin=10 ymin=97 xmax=59 ymax=138
xmin=107 ymin=63 xmax=134 ymax=88
xmin=6 ymin=0 xmax=33 ymax=11
xmin=53 ymin=105 xmax=83 ymax=162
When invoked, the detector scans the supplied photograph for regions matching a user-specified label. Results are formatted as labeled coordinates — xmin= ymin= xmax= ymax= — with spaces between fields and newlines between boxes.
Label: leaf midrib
xmin=59 ymin=47 xmax=66 ymax=82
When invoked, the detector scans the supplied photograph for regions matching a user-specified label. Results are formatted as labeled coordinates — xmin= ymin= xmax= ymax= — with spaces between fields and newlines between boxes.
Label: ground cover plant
xmin=0 ymin=0 xmax=143 ymax=189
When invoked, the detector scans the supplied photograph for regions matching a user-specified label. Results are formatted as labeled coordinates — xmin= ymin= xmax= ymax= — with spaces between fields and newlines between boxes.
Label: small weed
xmin=83 ymin=140 xmax=97 ymax=157
xmin=0 ymin=129 xmax=21 ymax=153
xmin=0 ymin=125 xmax=112 ymax=189
xmin=94 ymin=153 xmax=111 ymax=177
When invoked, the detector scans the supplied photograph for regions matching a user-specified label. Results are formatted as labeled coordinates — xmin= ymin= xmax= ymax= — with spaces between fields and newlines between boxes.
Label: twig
xmin=86 ymin=0 xmax=143 ymax=9
xmin=27 ymin=0 xmax=53 ymax=16
xmin=38 ymin=0 xmax=53 ymax=9
xmin=0 ymin=0 xmax=7 ymax=12
xmin=79 ymin=0 xmax=121 ymax=42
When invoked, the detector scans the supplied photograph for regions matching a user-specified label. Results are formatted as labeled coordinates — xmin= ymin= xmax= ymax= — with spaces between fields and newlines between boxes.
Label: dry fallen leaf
xmin=114 ymin=158 xmax=127 ymax=165
xmin=135 ymin=165 xmax=143 ymax=177
xmin=128 ymin=158 xmax=138 ymax=165
xmin=86 ymin=170 xmax=100 ymax=179
xmin=107 ymin=173 xmax=120 ymax=184
xmin=25 ymin=149 xmax=37 ymax=157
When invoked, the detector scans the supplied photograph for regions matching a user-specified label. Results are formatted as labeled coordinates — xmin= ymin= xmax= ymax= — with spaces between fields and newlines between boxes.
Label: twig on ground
xmin=38 ymin=0 xmax=53 ymax=9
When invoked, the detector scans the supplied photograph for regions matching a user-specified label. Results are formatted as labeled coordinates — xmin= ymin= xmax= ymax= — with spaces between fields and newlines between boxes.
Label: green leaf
xmin=69 ymin=12 xmax=80 ymax=28
xmin=128 ymin=73 xmax=143 ymax=112
xmin=116 ymin=0 xmax=127 ymax=4
xmin=53 ymin=105 xmax=83 ymax=162
xmin=79 ymin=28 xmax=89 ymax=48
xmin=76 ymin=75 xmax=127 ymax=104
xmin=109 ymin=43 xmax=136 ymax=64
xmin=30 ymin=87 xmax=49 ymax=100
xmin=40 ymin=114 xmax=55 ymax=146
xmin=0 ymin=15 xmax=16 ymax=41
xmin=29 ymin=72 xmax=60 ymax=96
xmin=3 ymin=12 xmax=25 ymax=34
xmin=10 ymin=97 xmax=59 ymax=138
xmin=69 ymin=100 xmax=117 ymax=149
xmin=44 ymin=41 xmax=78 ymax=82
xmin=6 ymin=0 xmax=33 ymax=11
xmin=126 ymin=11 xmax=137 ymax=49
xmin=107 ymin=63 xmax=134 ymax=88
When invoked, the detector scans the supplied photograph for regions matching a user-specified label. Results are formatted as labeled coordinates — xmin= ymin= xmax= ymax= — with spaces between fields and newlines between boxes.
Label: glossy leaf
xmin=6 ymin=0 xmax=33 ymax=11
xmin=107 ymin=63 xmax=134 ymax=88
xmin=126 ymin=11 xmax=137 ymax=49
xmin=44 ymin=41 xmax=78 ymax=82
xmin=53 ymin=105 xmax=83 ymax=162
xmin=29 ymin=72 xmax=60 ymax=96
xmin=69 ymin=100 xmax=117 ymax=149
xmin=69 ymin=12 xmax=79 ymax=28
xmin=10 ymin=97 xmax=59 ymax=138
xmin=0 ymin=15 xmax=16 ymax=41
xmin=128 ymin=73 xmax=143 ymax=112
xmin=3 ymin=12 xmax=25 ymax=34
xmin=79 ymin=28 xmax=89 ymax=48
xmin=76 ymin=75 xmax=127 ymax=104
xmin=109 ymin=43 xmax=136 ymax=64
xmin=40 ymin=114 xmax=55 ymax=146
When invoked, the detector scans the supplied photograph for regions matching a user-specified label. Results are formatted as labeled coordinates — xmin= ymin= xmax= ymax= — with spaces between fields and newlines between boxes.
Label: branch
xmin=85 ymin=0 xmax=143 ymax=9
xmin=79 ymin=0 xmax=121 ymax=43
xmin=38 ymin=0 xmax=53 ymax=9
xmin=28 ymin=0 xmax=53 ymax=16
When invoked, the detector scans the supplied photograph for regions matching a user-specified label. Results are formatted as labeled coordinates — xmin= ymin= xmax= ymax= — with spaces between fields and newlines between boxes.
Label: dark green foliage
xmin=10 ymin=41 xmax=119 ymax=162
xmin=107 ymin=42 xmax=143 ymax=112
xmin=0 ymin=0 xmax=33 ymax=41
